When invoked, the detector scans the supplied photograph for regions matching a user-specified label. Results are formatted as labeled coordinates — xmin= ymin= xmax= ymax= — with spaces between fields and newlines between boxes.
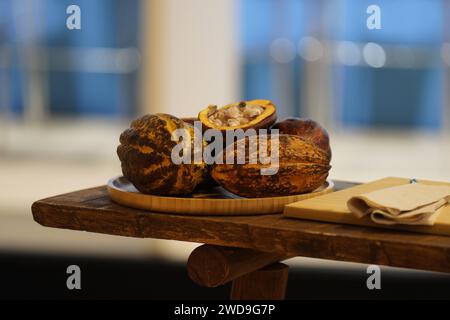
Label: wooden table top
xmin=32 ymin=181 xmax=450 ymax=273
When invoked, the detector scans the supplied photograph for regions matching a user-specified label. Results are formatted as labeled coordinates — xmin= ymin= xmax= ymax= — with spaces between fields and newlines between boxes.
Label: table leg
xmin=187 ymin=244 xmax=290 ymax=300
xmin=230 ymin=262 xmax=289 ymax=300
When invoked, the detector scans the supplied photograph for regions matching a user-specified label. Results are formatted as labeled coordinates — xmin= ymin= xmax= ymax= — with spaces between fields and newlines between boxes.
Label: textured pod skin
xmin=211 ymin=134 xmax=331 ymax=198
xmin=117 ymin=114 xmax=208 ymax=195
xmin=272 ymin=118 xmax=331 ymax=161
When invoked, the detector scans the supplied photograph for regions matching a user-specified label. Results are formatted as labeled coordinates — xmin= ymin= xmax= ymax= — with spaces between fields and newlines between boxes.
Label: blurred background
xmin=1 ymin=0 xmax=450 ymax=299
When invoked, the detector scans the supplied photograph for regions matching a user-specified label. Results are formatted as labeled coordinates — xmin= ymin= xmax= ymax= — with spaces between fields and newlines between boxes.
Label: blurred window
xmin=334 ymin=0 xmax=443 ymax=129
xmin=0 ymin=0 xmax=140 ymax=118
xmin=240 ymin=0 xmax=306 ymax=119
xmin=240 ymin=0 xmax=445 ymax=129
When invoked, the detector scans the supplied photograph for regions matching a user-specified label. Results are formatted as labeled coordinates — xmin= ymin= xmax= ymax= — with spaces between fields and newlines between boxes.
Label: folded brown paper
xmin=347 ymin=183 xmax=450 ymax=226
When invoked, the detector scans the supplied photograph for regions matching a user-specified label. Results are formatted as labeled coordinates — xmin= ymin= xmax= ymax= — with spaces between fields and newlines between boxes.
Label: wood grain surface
xmin=32 ymin=181 xmax=450 ymax=273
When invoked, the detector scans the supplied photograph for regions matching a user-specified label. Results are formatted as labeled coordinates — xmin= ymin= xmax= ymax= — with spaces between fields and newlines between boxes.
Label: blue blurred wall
xmin=0 ymin=0 xmax=140 ymax=117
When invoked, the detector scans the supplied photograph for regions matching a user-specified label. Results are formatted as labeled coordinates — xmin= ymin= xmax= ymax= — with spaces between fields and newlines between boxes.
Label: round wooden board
xmin=107 ymin=176 xmax=334 ymax=216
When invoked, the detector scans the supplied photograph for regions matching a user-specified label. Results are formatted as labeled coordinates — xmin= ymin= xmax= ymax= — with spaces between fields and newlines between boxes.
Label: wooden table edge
xmin=31 ymin=185 xmax=450 ymax=274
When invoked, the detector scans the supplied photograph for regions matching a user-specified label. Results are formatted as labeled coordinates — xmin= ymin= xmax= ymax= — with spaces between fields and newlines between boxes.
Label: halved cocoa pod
xmin=198 ymin=99 xmax=277 ymax=133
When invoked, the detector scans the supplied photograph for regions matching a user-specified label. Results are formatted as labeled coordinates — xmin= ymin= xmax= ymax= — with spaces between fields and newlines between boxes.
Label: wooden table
xmin=32 ymin=181 xmax=450 ymax=299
